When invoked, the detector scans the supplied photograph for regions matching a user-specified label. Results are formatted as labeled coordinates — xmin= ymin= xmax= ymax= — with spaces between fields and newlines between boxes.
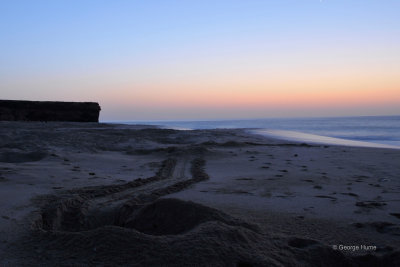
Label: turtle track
xmin=34 ymin=157 xmax=209 ymax=232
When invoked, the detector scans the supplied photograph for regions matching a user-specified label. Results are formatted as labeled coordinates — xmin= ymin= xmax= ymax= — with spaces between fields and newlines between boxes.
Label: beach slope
xmin=0 ymin=122 xmax=399 ymax=266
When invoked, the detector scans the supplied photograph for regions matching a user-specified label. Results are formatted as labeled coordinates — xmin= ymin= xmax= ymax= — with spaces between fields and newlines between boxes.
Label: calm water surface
xmin=106 ymin=116 xmax=400 ymax=148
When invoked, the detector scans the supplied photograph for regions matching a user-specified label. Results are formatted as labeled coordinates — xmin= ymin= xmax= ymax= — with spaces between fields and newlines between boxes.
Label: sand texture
xmin=0 ymin=121 xmax=399 ymax=266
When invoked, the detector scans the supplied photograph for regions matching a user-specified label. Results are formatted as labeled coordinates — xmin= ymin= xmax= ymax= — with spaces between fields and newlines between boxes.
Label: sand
xmin=0 ymin=121 xmax=399 ymax=266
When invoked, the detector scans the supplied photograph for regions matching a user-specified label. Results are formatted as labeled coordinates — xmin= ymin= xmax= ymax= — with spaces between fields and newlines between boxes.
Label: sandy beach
xmin=0 ymin=121 xmax=399 ymax=266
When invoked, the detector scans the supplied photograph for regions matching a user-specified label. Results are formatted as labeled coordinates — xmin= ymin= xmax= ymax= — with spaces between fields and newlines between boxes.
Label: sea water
xmin=108 ymin=116 xmax=400 ymax=148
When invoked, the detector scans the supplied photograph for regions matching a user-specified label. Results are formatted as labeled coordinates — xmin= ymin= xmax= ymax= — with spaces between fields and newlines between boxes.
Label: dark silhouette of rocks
xmin=0 ymin=100 xmax=100 ymax=122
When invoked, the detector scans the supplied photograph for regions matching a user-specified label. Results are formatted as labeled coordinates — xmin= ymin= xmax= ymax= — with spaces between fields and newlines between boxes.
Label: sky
xmin=1 ymin=0 xmax=399 ymax=121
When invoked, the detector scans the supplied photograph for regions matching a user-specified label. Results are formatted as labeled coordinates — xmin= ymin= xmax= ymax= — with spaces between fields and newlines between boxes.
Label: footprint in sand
xmin=341 ymin=192 xmax=358 ymax=197
xmin=390 ymin=213 xmax=400 ymax=219
xmin=235 ymin=177 xmax=254 ymax=181
xmin=369 ymin=183 xmax=381 ymax=187
xmin=315 ymin=195 xmax=337 ymax=202
xmin=355 ymin=201 xmax=386 ymax=208
xmin=248 ymin=156 xmax=257 ymax=161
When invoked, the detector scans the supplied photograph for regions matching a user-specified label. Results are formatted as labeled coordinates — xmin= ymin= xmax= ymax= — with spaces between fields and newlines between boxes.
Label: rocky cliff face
xmin=0 ymin=100 xmax=101 ymax=122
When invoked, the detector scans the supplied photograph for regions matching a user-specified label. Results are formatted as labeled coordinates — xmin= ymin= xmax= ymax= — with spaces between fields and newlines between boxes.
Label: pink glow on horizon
xmin=100 ymin=78 xmax=400 ymax=111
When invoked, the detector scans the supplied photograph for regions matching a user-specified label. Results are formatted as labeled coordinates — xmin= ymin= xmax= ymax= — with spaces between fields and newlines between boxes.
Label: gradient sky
xmin=1 ymin=0 xmax=399 ymax=120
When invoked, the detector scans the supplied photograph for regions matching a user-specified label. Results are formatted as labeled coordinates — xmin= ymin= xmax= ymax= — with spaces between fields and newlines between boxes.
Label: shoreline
xmin=249 ymin=129 xmax=400 ymax=150
xmin=1 ymin=121 xmax=399 ymax=266
xmin=106 ymin=117 xmax=400 ymax=150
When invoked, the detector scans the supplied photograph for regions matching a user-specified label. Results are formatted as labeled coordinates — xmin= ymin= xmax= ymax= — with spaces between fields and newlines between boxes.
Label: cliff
xmin=0 ymin=100 xmax=101 ymax=122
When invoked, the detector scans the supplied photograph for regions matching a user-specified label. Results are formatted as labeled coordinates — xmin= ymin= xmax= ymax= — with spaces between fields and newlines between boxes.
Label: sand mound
xmin=36 ymin=196 xmax=254 ymax=234
xmin=28 ymin=208 xmax=400 ymax=266
xmin=26 ymin=197 xmax=400 ymax=266
xmin=123 ymin=198 xmax=254 ymax=235
xmin=27 ymin=221 xmax=275 ymax=266
xmin=29 ymin=197 xmax=280 ymax=266
xmin=0 ymin=151 xmax=47 ymax=163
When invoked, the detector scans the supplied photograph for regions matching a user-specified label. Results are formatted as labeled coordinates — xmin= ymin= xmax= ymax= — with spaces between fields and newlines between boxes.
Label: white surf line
xmin=159 ymin=126 xmax=193 ymax=131
xmin=249 ymin=129 xmax=400 ymax=149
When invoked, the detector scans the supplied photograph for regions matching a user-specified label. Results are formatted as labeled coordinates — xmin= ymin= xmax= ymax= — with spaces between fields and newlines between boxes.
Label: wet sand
xmin=0 ymin=121 xmax=399 ymax=266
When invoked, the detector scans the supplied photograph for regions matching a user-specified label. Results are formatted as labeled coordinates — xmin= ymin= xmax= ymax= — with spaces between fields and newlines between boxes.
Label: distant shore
xmin=1 ymin=121 xmax=399 ymax=266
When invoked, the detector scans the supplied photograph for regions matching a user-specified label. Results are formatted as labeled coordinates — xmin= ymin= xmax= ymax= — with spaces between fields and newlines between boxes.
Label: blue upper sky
xmin=1 ymin=1 xmax=399 ymax=120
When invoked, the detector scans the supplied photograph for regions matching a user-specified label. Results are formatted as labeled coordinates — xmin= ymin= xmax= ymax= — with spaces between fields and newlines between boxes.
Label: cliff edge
xmin=0 ymin=100 xmax=101 ymax=122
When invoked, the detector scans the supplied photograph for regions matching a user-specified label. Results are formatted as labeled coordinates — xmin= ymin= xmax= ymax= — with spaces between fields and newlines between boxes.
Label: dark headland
xmin=0 ymin=100 xmax=101 ymax=122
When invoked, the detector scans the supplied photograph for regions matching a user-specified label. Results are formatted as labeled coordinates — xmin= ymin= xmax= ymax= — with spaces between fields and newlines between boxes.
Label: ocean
xmin=107 ymin=116 xmax=400 ymax=148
